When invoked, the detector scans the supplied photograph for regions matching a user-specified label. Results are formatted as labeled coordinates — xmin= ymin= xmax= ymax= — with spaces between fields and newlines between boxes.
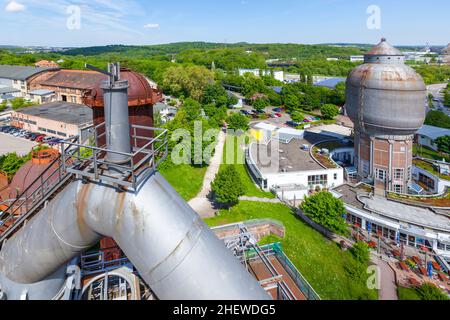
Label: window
xmin=393 ymin=184 xmax=403 ymax=194
xmin=47 ymin=129 xmax=56 ymax=135
xmin=38 ymin=127 xmax=47 ymax=132
xmin=308 ymin=175 xmax=328 ymax=187
xmin=361 ymin=160 xmax=370 ymax=175
xmin=375 ymin=168 xmax=386 ymax=181
xmin=394 ymin=168 xmax=404 ymax=181
xmin=334 ymin=173 xmax=338 ymax=180
xmin=57 ymin=131 xmax=67 ymax=137
xmin=71 ymin=96 xmax=77 ymax=103
xmin=29 ymin=120 xmax=37 ymax=125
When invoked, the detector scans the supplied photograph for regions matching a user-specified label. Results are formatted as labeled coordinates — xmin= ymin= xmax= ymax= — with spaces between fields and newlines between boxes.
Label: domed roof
xmin=83 ymin=68 xmax=163 ymax=108
xmin=345 ymin=39 xmax=427 ymax=137
xmin=366 ymin=38 xmax=403 ymax=57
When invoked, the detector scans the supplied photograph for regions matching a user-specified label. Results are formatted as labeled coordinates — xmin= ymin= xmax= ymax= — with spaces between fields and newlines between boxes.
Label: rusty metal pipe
xmin=0 ymin=174 xmax=270 ymax=300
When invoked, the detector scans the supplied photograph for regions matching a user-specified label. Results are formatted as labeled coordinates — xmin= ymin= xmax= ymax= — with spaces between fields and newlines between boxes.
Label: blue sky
xmin=1 ymin=0 xmax=449 ymax=47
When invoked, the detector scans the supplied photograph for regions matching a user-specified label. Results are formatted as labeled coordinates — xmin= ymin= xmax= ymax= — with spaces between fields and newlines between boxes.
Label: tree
xmin=211 ymin=165 xmax=246 ymax=208
xmin=444 ymin=89 xmax=450 ymax=108
xmin=283 ymin=94 xmax=300 ymax=112
xmin=162 ymin=65 xmax=214 ymax=101
xmin=226 ymin=113 xmax=249 ymax=132
xmin=0 ymin=100 xmax=7 ymax=112
xmin=252 ymin=97 xmax=268 ymax=112
xmin=301 ymin=192 xmax=348 ymax=235
xmin=416 ymin=283 xmax=449 ymax=300
xmin=321 ymin=104 xmax=340 ymax=120
xmin=435 ymin=135 xmax=450 ymax=154
xmin=290 ymin=111 xmax=304 ymax=123
xmin=425 ymin=110 xmax=450 ymax=129
xmin=10 ymin=97 xmax=34 ymax=110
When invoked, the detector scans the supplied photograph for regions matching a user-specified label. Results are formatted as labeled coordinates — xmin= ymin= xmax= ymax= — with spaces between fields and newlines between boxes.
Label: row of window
xmin=37 ymin=127 xmax=67 ymax=137
xmin=375 ymin=167 xmax=412 ymax=182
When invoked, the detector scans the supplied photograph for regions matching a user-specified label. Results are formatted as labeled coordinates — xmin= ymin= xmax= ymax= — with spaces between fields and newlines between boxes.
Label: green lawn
xmin=397 ymin=287 xmax=421 ymax=300
xmin=221 ymin=135 xmax=275 ymax=199
xmin=414 ymin=144 xmax=450 ymax=162
xmin=205 ymin=201 xmax=378 ymax=300
xmin=160 ymin=164 xmax=207 ymax=201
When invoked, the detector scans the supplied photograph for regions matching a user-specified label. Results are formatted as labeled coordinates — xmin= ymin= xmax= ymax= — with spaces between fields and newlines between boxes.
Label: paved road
xmin=188 ymin=131 xmax=226 ymax=218
xmin=0 ymin=133 xmax=37 ymax=156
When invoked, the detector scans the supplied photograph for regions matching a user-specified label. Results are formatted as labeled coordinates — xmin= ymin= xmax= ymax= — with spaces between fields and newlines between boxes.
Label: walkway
xmin=188 ymin=130 xmax=226 ymax=218
xmin=239 ymin=196 xmax=280 ymax=203
xmin=372 ymin=255 xmax=398 ymax=300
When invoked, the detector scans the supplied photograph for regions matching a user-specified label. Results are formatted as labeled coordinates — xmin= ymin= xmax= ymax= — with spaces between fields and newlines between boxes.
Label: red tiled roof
xmin=40 ymin=69 xmax=107 ymax=90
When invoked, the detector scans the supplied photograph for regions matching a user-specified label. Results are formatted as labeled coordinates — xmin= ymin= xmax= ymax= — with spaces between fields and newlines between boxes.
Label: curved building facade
xmin=346 ymin=38 xmax=427 ymax=195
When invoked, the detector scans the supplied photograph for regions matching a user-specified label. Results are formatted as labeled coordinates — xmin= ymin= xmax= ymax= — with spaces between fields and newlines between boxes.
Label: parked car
xmin=273 ymin=108 xmax=283 ymax=113
xmin=35 ymin=135 xmax=46 ymax=143
xmin=286 ymin=121 xmax=300 ymax=127
xmin=42 ymin=136 xmax=55 ymax=143
xmin=274 ymin=113 xmax=283 ymax=118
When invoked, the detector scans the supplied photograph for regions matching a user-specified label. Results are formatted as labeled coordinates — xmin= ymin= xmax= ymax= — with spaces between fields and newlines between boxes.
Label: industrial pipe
xmin=0 ymin=173 xmax=270 ymax=300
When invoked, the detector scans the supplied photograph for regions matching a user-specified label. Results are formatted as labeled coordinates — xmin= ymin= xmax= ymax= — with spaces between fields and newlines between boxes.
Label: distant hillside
xmin=62 ymin=42 xmax=366 ymax=60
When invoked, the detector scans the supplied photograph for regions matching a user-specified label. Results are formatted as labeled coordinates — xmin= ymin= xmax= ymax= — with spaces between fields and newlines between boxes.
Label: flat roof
xmin=313 ymin=77 xmax=346 ymax=89
xmin=15 ymin=102 xmax=92 ymax=126
xmin=250 ymin=132 xmax=334 ymax=174
xmin=0 ymin=65 xmax=57 ymax=81
xmin=333 ymin=184 xmax=450 ymax=233
xmin=29 ymin=89 xmax=55 ymax=96
xmin=417 ymin=125 xmax=450 ymax=141
xmin=0 ymin=86 xmax=20 ymax=94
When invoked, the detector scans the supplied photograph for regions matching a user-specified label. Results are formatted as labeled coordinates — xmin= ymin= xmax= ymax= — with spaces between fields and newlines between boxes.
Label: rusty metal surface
xmin=83 ymin=68 xmax=163 ymax=108
xmin=346 ymin=39 xmax=426 ymax=137
xmin=0 ymin=173 xmax=270 ymax=300
xmin=40 ymin=69 xmax=107 ymax=90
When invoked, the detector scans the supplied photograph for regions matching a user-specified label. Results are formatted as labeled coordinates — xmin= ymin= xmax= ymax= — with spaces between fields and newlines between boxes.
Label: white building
xmin=238 ymin=69 xmax=284 ymax=82
xmin=246 ymin=128 xmax=346 ymax=201
xmin=350 ymin=55 xmax=364 ymax=62
xmin=0 ymin=65 xmax=58 ymax=98
xmin=416 ymin=125 xmax=450 ymax=151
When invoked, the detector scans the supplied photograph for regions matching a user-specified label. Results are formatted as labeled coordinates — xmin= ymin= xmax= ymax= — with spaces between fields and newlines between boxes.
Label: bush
xmin=301 ymin=191 xmax=348 ymax=235
xmin=425 ymin=110 xmax=450 ymax=129
xmin=226 ymin=113 xmax=249 ymax=132
xmin=211 ymin=165 xmax=246 ymax=208
xmin=416 ymin=283 xmax=449 ymax=300
xmin=10 ymin=97 xmax=35 ymax=110
xmin=350 ymin=242 xmax=370 ymax=264
xmin=320 ymin=104 xmax=340 ymax=120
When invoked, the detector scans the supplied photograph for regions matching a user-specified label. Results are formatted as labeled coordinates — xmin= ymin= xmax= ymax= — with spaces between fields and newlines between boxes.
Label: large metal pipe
xmin=102 ymin=64 xmax=132 ymax=164
xmin=0 ymin=173 xmax=270 ymax=300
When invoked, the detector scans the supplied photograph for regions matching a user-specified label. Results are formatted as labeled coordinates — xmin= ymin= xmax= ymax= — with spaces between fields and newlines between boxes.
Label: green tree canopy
xmin=301 ymin=192 xmax=348 ymax=235
xmin=435 ymin=135 xmax=450 ymax=154
xmin=321 ymin=104 xmax=340 ymax=120
xmin=226 ymin=113 xmax=249 ymax=132
xmin=252 ymin=97 xmax=269 ymax=112
xmin=290 ymin=111 xmax=304 ymax=123
xmin=211 ymin=165 xmax=246 ymax=208
xmin=425 ymin=110 xmax=450 ymax=129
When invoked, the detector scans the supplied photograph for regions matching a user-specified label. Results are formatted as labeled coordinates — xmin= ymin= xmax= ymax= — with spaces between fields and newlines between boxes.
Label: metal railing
xmin=0 ymin=137 xmax=79 ymax=243
xmin=80 ymin=251 xmax=132 ymax=276
xmin=61 ymin=122 xmax=168 ymax=192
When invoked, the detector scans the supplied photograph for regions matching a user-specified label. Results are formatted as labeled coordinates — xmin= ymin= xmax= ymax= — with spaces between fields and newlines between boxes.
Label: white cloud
xmin=144 ymin=23 xmax=160 ymax=29
xmin=5 ymin=0 xmax=26 ymax=12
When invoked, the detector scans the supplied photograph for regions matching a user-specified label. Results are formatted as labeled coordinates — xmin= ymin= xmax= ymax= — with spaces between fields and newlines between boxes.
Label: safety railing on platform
xmin=80 ymin=251 xmax=132 ymax=276
xmin=0 ymin=137 xmax=79 ymax=243
xmin=61 ymin=123 xmax=168 ymax=192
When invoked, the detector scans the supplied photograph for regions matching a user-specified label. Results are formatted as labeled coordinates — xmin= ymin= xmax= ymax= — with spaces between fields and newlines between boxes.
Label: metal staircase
xmin=0 ymin=138 xmax=80 ymax=244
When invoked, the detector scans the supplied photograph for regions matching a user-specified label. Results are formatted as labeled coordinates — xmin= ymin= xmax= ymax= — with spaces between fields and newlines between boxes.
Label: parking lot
xmin=0 ymin=132 xmax=37 ymax=156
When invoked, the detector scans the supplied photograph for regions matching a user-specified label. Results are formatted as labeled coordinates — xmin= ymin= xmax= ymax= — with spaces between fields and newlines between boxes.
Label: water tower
xmin=346 ymin=38 xmax=427 ymax=195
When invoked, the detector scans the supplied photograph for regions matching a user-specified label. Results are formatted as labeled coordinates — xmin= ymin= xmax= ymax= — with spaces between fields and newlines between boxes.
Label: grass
xmin=160 ymin=164 xmax=207 ymax=201
xmin=414 ymin=144 xmax=450 ymax=162
xmin=413 ymin=159 xmax=450 ymax=181
xmin=397 ymin=287 xmax=421 ymax=300
xmin=221 ymin=135 xmax=275 ymax=199
xmin=205 ymin=201 xmax=378 ymax=300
